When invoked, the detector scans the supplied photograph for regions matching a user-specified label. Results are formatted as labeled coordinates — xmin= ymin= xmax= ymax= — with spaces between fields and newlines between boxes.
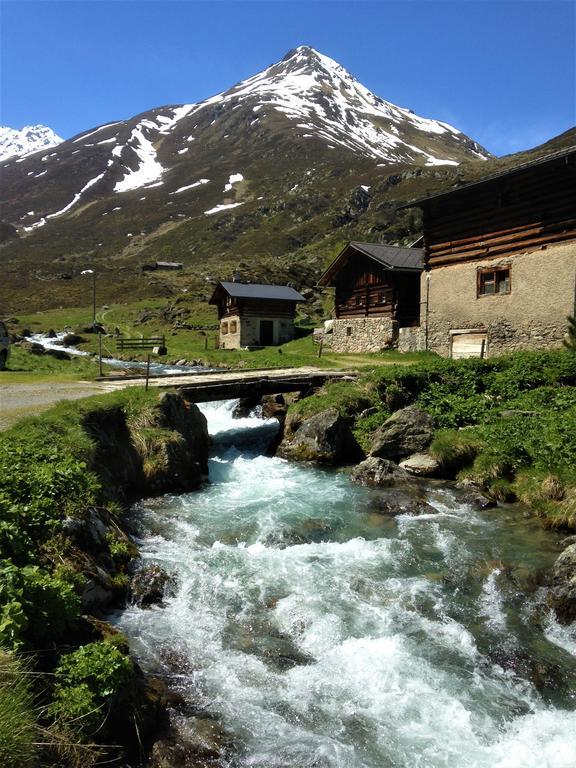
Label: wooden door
xmin=260 ymin=320 xmax=274 ymax=346
xmin=451 ymin=332 xmax=488 ymax=359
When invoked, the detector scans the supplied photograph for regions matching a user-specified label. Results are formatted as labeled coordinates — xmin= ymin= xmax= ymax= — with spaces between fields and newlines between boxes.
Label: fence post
xmin=317 ymin=338 xmax=323 ymax=358
xmin=145 ymin=353 xmax=151 ymax=391
xmin=98 ymin=332 xmax=103 ymax=377
xmin=204 ymin=335 xmax=208 ymax=350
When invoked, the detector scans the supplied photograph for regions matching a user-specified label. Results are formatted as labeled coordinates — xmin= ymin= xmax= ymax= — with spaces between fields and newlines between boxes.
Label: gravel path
xmin=0 ymin=381 xmax=113 ymax=431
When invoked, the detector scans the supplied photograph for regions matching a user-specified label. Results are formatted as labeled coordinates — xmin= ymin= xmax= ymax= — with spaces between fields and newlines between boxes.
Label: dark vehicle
xmin=0 ymin=321 xmax=10 ymax=370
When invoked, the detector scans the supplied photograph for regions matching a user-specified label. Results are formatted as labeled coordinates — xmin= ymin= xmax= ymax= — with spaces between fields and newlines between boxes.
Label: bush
xmin=50 ymin=642 xmax=133 ymax=736
xmin=0 ymin=561 xmax=80 ymax=649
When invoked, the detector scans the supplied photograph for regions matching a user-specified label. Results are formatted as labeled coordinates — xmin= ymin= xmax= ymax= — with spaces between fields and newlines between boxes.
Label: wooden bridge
xmin=176 ymin=368 xmax=355 ymax=403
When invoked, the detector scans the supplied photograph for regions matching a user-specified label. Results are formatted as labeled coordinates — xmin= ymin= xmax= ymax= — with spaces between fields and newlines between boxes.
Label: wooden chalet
xmin=401 ymin=147 xmax=576 ymax=358
xmin=317 ymin=242 xmax=423 ymax=353
xmin=209 ymin=281 xmax=305 ymax=349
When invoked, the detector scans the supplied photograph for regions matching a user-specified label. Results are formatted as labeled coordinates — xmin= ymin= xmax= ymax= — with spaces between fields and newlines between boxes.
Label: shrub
xmin=0 ymin=561 xmax=80 ymax=649
xmin=50 ymin=642 xmax=133 ymax=736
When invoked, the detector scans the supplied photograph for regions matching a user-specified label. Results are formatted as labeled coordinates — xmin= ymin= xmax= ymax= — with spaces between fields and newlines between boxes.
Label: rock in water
xmin=399 ymin=452 xmax=441 ymax=477
xmin=350 ymin=456 xmax=409 ymax=486
xmin=131 ymin=564 xmax=175 ymax=608
xmin=370 ymin=406 xmax=434 ymax=460
xmin=277 ymin=408 xmax=364 ymax=465
xmin=549 ymin=543 xmax=576 ymax=624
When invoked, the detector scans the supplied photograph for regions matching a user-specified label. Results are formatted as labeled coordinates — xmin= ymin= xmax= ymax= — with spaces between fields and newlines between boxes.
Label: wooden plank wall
xmin=335 ymin=255 xmax=394 ymax=318
xmin=334 ymin=254 xmax=420 ymax=324
xmin=424 ymin=157 xmax=576 ymax=268
xmin=218 ymin=298 xmax=295 ymax=319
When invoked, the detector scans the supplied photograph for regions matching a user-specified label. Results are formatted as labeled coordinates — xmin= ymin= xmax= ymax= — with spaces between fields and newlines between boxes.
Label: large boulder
xmin=399 ymin=452 xmax=441 ymax=477
xmin=277 ymin=408 xmax=364 ymax=465
xmin=350 ymin=457 xmax=409 ymax=487
xmin=142 ymin=393 xmax=210 ymax=493
xmin=548 ymin=544 xmax=576 ymax=624
xmin=370 ymin=406 xmax=434 ymax=460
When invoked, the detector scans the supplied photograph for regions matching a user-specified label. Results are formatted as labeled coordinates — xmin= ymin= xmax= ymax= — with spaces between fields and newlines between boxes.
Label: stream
xmin=113 ymin=401 xmax=576 ymax=767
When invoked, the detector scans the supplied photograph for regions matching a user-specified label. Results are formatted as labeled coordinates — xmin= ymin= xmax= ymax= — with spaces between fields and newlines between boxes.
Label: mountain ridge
xmin=0 ymin=46 xmax=570 ymax=316
xmin=0 ymin=124 xmax=63 ymax=162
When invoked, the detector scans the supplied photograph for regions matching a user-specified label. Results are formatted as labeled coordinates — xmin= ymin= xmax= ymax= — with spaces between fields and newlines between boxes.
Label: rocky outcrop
xmin=130 ymin=564 xmax=175 ymax=608
xmin=370 ymin=406 xmax=434 ymax=460
xmin=350 ymin=457 xmax=409 ymax=487
xmin=549 ymin=544 xmax=576 ymax=624
xmin=276 ymin=408 xmax=364 ymax=465
xmin=150 ymin=717 xmax=233 ymax=768
xmin=83 ymin=392 xmax=209 ymax=499
xmin=399 ymin=452 xmax=441 ymax=477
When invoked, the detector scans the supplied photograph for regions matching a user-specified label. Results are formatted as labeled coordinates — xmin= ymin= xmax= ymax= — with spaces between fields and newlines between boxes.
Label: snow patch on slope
xmin=223 ymin=173 xmax=244 ymax=192
xmin=204 ymin=202 xmax=244 ymax=215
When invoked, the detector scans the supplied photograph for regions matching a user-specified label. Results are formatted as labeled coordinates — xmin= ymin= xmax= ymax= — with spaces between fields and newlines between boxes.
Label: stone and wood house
xmin=401 ymin=147 xmax=576 ymax=358
xmin=209 ymin=281 xmax=305 ymax=349
xmin=317 ymin=242 xmax=423 ymax=352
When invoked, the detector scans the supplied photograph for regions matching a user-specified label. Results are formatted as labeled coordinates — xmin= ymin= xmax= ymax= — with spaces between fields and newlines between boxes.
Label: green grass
xmin=1 ymin=345 xmax=107 ymax=382
xmin=7 ymin=301 xmax=433 ymax=372
xmin=0 ymin=652 xmax=38 ymax=768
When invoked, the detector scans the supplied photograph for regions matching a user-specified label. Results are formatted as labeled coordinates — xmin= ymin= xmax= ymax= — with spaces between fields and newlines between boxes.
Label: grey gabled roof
xmin=348 ymin=242 xmax=424 ymax=270
xmin=318 ymin=241 xmax=423 ymax=286
xmin=399 ymin=145 xmax=576 ymax=209
xmin=210 ymin=281 xmax=305 ymax=303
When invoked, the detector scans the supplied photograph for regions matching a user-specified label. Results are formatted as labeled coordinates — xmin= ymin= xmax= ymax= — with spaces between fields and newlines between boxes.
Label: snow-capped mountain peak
xmin=186 ymin=45 xmax=490 ymax=164
xmin=0 ymin=124 xmax=63 ymax=162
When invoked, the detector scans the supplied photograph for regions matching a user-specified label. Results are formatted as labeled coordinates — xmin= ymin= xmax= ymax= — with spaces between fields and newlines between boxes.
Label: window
xmin=221 ymin=322 xmax=228 ymax=335
xmin=346 ymin=327 xmax=352 ymax=337
xmin=478 ymin=266 xmax=511 ymax=297
xmin=230 ymin=320 xmax=237 ymax=334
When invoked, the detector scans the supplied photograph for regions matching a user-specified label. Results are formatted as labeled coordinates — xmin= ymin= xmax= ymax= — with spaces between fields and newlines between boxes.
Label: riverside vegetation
xmin=287 ymin=349 xmax=576 ymax=529
xmin=0 ymin=387 xmax=209 ymax=767
xmin=1 ymin=347 xmax=575 ymax=765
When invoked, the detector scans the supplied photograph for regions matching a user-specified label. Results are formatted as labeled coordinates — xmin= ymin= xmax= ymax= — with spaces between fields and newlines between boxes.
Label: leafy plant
xmin=50 ymin=642 xmax=133 ymax=736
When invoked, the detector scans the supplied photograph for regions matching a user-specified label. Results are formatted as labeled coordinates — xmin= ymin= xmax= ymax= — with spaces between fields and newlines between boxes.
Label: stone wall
xmin=397 ymin=326 xmax=424 ymax=353
xmin=421 ymin=241 xmax=576 ymax=357
xmin=219 ymin=315 xmax=295 ymax=349
xmin=219 ymin=314 xmax=241 ymax=349
xmin=330 ymin=317 xmax=398 ymax=353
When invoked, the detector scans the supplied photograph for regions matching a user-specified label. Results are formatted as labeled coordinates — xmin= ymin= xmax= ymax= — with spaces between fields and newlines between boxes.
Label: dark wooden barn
xmin=209 ymin=281 xmax=306 ymax=349
xmin=317 ymin=242 xmax=423 ymax=352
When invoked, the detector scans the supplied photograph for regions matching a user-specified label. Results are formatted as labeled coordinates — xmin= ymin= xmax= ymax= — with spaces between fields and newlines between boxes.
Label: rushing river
xmin=115 ymin=401 xmax=576 ymax=768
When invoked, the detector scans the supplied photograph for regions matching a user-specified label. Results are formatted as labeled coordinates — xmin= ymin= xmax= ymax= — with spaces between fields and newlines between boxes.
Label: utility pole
xmin=81 ymin=269 xmax=96 ymax=328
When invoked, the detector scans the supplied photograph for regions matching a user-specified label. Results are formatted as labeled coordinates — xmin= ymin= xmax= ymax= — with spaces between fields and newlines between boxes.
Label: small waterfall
xmin=114 ymin=400 xmax=576 ymax=768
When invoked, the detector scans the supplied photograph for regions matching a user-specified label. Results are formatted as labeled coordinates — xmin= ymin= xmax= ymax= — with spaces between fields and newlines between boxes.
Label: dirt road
xmin=0 ymin=381 xmax=115 ymax=431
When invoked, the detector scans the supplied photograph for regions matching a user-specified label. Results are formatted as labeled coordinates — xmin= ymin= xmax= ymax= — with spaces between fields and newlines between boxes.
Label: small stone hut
xmin=400 ymin=146 xmax=576 ymax=358
xmin=318 ymin=242 xmax=423 ymax=353
xmin=209 ymin=281 xmax=306 ymax=349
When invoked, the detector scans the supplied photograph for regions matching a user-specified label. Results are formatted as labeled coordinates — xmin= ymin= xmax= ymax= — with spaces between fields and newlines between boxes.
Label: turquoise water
xmin=115 ymin=401 xmax=576 ymax=767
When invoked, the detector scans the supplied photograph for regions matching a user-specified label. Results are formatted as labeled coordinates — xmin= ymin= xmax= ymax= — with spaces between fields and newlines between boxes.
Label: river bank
xmin=114 ymin=398 xmax=576 ymax=768
xmin=1 ymin=348 xmax=575 ymax=766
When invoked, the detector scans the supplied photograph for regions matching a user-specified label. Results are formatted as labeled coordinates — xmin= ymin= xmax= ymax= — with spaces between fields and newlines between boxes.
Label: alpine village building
xmin=402 ymin=147 xmax=576 ymax=358
xmin=318 ymin=242 xmax=424 ymax=353
xmin=209 ymin=281 xmax=306 ymax=349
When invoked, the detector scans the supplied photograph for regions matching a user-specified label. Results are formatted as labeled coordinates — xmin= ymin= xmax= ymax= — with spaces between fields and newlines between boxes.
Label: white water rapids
xmin=114 ymin=400 xmax=576 ymax=767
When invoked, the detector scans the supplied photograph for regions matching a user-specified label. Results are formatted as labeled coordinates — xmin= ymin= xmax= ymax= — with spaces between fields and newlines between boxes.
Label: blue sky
xmin=1 ymin=0 xmax=574 ymax=156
